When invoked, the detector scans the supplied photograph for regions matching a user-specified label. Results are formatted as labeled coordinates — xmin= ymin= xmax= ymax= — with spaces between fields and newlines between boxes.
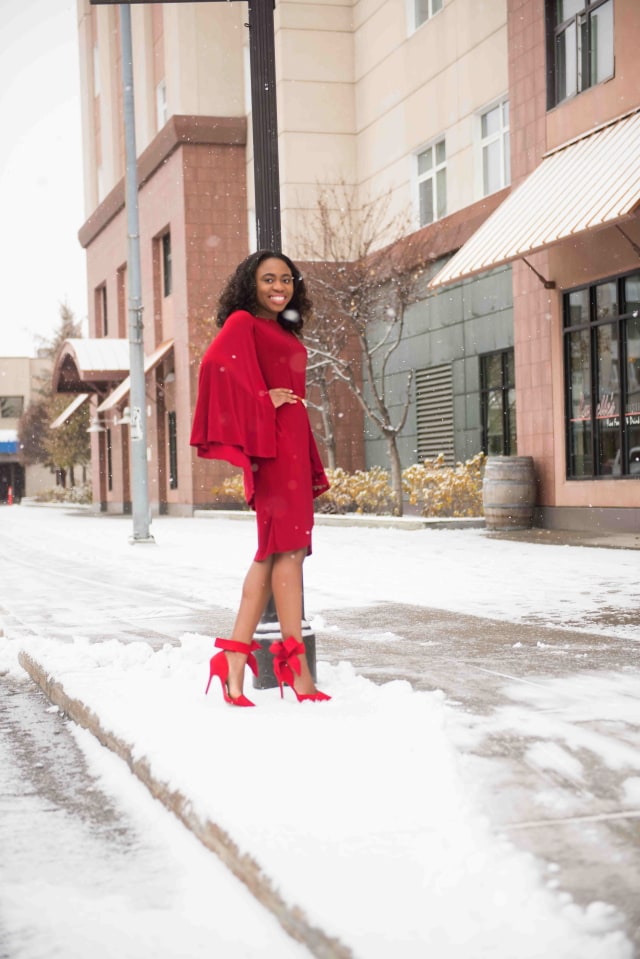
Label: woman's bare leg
xmin=225 ymin=557 xmax=273 ymax=698
xmin=271 ymin=549 xmax=317 ymax=695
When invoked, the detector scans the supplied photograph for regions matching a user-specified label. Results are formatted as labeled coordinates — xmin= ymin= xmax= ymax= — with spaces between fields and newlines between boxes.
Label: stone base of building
xmin=534 ymin=505 xmax=640 ymax=534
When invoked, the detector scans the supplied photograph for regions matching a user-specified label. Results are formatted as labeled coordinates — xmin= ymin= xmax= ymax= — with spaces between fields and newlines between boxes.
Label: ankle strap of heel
xmin=214 ymin=638 xmax=261 ymax=677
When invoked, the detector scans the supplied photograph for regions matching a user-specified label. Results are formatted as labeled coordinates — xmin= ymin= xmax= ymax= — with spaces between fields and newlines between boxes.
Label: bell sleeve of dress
xmin=308 ymin=422 xmax=331 ymax=499
xmin=190 ymin=311 xmax=277 ymax=501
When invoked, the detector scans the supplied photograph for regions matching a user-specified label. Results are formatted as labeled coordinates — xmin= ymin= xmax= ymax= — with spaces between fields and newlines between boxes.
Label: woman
xmin=190 ymin=251 xmax=331 ymax=706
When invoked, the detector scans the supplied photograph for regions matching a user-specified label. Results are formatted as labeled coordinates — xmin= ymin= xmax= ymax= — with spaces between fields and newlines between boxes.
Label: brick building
xmin=431 ymin=0 xmax=640 ymax=529
xmin=69 ymin=0 xmax=639 ymax=527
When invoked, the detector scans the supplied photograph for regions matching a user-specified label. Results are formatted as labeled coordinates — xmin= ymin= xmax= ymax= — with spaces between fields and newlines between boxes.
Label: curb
xmin=18 ymin=651 xmax=353 ymax=959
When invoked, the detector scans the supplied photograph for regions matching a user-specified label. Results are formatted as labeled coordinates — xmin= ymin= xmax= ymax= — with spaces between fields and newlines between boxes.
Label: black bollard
xmin=252 ymin=591 xmax=317 ymax=689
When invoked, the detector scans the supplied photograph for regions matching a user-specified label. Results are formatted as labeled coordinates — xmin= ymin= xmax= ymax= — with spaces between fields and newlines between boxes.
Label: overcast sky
xmin=0 ymin=0 xmax=88 ymax=357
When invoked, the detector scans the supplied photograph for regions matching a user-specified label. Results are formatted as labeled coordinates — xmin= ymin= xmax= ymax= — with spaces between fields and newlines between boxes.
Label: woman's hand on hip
xmin=269 ymin=388 xmax=300 ymax=408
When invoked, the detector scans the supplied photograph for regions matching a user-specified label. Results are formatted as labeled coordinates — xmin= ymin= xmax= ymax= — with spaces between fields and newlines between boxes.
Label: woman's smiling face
xmin=254 ymin=258 xmax=294 ymax=320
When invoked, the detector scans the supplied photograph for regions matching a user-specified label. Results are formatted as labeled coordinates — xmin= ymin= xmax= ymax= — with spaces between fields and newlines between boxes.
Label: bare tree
xmin=304 ymin=348 xmax=340 ymax=469
xmin=298 ymin=182 xmax=422 ymax=514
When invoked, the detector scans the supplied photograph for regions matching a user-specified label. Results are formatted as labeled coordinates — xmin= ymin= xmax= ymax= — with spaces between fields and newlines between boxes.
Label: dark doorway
xmin=0 ymin=463 xmax=25 ymax=503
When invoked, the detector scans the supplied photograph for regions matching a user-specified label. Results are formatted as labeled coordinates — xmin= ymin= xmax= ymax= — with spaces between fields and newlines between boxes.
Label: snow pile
xmin=1 ymin=631 xmax=631 ymax=959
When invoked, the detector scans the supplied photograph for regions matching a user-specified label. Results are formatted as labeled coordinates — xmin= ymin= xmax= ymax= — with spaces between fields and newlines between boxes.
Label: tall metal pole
xmin=120 ymin=4 xmax=154 ymax=543
xmin=247 ymin=0 xmax=281 ymax=252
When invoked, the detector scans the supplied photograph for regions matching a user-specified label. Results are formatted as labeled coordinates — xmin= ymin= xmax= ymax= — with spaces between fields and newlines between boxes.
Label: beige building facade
xmin=72 ymin=0 xmax=511 ymax=515
xmin=71 ymin=0 xmax=639 ymax=528
xmin=0 ymin=356 xmax=56 ymax=501
xmin=79 ymin=0 xmax=509 ymax=252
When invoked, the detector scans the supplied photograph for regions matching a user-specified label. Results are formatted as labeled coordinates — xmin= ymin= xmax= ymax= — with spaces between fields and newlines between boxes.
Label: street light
xmin=120 ymin=3 xmax=154 ymax=544
xmin=90 ymin=0 xmax=283 ymax=544
xmin=90 ymin=0 xmax=282 ymax=253
xmin=89 ymin=0 xmax=313 ymax=682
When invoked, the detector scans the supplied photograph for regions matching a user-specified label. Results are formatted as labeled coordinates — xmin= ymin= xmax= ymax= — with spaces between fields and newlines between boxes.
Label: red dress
xmin=190 ymin=310 xmax=330 ymax=560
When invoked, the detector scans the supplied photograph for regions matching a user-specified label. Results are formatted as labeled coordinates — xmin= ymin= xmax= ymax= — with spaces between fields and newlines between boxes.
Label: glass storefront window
xmin=625 ymin=275 xmax=640 ymax=314
xmin=564 ymin=271 xmax=640 ymax=479
xmin=595 ymin=281 xmax=617 ymax=319
xmin=595 ymin=323 xmax=620 ymax=475
xmin=625 ymin=313 xmax=640 ymax=476
xmin=508 ymin=387 xmax=517 ymax=454
xmin=566 ymin=288 xmax=589 ymax=327
xmin=481 ymin=350 xmax=516 ymax=456
xmin=567 ymin=328 xmax=592 ymax=476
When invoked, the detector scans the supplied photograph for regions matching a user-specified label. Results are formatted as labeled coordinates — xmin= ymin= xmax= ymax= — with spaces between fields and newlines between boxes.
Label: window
xmin=480 ymin=100 xmax=510 ymax=196
xmin=548 ymin=0 xmax=614 ymax=107
xmin=417 ymin=139 xmax=446 ymax=227
xmin=564 ymin=272 xmax=640 ymax=479
xmin=480 ymin=350 xmax=516 ymax=455
xmin=92 ymin=44 xmax=100 ymax=96
xmin=415 ymin=364 xmax=454 ymax=465
xmin=106 ymin=428 xmax=113 ymax=492
xmin=117 ymin=264 xmax=127 ymax=338
xmin=156 ymin=79 xmax=167 ymax=130
xmin=0 ymin=396 xmax=24 ymax=418
xmin=168 ymin=411 xmax=178 ymax=490
xmin=415 ymin=0 xmax=443 ymax=30
xmin=96 ymin=284 xmax=108 ymax=336
xmin=162 ymin=232 xmax=172 ymax=297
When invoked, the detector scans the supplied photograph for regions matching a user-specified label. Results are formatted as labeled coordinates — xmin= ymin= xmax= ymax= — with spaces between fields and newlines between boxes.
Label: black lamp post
xmin=91 ymin=0 xmax=282 ymax=253
xmin=247 ymin=0 xmax=282 ymax=252
xmin=89 ymin=0 xmax=315 ymax=687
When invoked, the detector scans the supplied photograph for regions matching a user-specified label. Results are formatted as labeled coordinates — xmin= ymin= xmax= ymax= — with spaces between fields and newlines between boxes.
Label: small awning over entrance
xmin=50 ymin=393 xmax=91 ymax=430
xmin=96 ymin=340 xmax=175 ymax=414
xmin=429 ymin=109 xmax=640 ymax=289
xmin=52 ymin=338 xmax=130 ymax=393
xmin=0 ymin=430 xmax=19 ymax=455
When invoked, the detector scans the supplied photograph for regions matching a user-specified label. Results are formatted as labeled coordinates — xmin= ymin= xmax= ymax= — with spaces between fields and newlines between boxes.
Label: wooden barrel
xmin=482 ymin=456 xmax=536 ymax=530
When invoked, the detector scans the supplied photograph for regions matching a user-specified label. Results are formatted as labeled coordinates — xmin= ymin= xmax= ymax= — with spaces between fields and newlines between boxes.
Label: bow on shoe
xmin=269 ymin=637 xmax=304 ymax=682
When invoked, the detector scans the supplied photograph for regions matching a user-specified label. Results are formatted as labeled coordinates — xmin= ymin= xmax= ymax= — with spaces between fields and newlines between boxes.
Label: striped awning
xmin=429 ymin=109 xmax=640 ymax=289
xmin=96 ymin=340 xmax=174 ymax=414
xmin=52 ymin=338 xmax=130 ymax=393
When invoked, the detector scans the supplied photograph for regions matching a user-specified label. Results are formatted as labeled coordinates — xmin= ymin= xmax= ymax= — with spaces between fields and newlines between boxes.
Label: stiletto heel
xmin=205 ymin=638 xmax=261 ymax=707
xmin=269 ymin=637 xmax=331 ymax=702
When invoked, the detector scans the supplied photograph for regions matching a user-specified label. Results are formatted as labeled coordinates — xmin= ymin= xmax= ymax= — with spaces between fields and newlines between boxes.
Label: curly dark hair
xmin=216 ymin=250 xmax=312 ymax=334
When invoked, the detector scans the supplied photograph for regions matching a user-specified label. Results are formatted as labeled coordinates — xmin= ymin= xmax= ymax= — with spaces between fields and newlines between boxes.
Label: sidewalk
xmin=196 ymin=504 xmax=640 ymax=550
xmin=1 ymin=506 xmax=638 ymax=958
xmin=485 ymin=526 xmax=640 ymax=551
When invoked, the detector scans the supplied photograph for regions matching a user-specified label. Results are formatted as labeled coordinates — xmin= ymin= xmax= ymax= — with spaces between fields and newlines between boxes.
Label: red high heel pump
xmin=269 ymin=637 xmax=331 ymax=702
xmin=205 ymin=638 xmax=261 ymax=707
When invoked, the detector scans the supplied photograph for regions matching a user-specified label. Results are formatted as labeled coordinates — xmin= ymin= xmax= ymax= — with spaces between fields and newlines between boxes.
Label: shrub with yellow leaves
xmin=209 ymin=472 xmax=248 ymax=509
xmin=316 ymin=466 xmax=397 ymax=514
xmin=206 ymin=452 xmax=486 ymax=518
xmin=402 ymin=452 xmax=485 ymax=517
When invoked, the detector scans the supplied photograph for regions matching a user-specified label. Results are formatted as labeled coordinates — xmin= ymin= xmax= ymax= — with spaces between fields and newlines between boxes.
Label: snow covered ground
xmin=0 ymin=505 xmax=638 ymax=958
